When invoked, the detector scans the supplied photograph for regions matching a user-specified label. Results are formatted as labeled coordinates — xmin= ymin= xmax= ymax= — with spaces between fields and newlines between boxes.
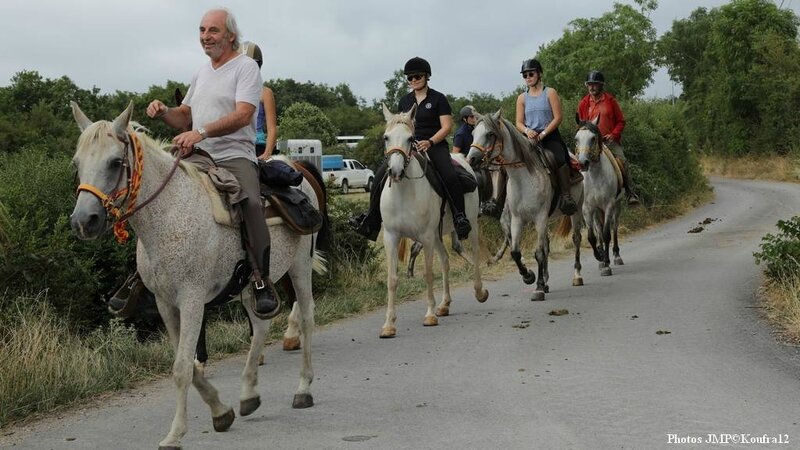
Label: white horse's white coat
xmin=69 ymin=102 xmax=319 ymax=449
xmin=467 ymin=110 xmax=584 ymax=300
xmin=378 ymin=104 xmax=488 ymax=338
xmin=575 ymin=119 xmax=625 ymax=275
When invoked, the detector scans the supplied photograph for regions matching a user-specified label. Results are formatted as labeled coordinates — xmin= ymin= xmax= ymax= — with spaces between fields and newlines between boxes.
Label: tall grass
xmin=700 ymin=153 xmax=800 ymax=182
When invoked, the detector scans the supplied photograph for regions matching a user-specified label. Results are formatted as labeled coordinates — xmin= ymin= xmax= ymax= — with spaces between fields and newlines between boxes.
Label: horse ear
xmin=408 ymin=103 xmax=417 ymax=121
xmin=70 ymin=101 xmax=93 ymax=131
xmin=592 ymin=115 xmax=600 ymax=127
xmin=381 ymin=102 xmax=393 ymax=122
xmin=575 ymin=112 xmax=581 ymax=125
xmin=491 ymin=108 xmax=502 ymax=121
xmin=111 ymin=101 xmax=135 ymax=141
xmin=174 ymin=87 xmax=184 ymax=105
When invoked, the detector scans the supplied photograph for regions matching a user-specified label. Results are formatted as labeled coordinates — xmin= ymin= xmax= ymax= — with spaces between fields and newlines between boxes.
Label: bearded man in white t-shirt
xmin=146 ymin=8 xmax=279 ymax=319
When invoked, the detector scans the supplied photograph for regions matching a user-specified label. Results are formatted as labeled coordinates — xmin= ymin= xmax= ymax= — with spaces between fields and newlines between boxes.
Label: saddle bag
xmin=455 ymin=164 xmax=478 ymax=193
xmin=258 ymin=159 xmax=303 ymax=188
xmin=261 ymin=185 xmax=323 ymax=235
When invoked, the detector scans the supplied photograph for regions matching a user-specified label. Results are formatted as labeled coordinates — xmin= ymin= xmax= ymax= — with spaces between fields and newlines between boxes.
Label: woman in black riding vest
xmin=351 ymin=56 xmax=471 ymax=241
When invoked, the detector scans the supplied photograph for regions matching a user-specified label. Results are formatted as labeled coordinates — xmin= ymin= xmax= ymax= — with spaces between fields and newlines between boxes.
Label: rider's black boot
xmin=253 ymin=247 xmax=281 ymax=320
xmin=622 ymin=169 xmax=641 ymax=206
xmin=349 ymin=212 xmax=380 ymax=241
xmin=454 ymin=212 xmax=472 ymax=240
xmin=557 ymin=164 xmax=578 ymax=215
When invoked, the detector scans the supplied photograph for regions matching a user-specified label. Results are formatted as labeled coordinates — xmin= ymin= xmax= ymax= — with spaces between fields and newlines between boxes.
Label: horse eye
xmin=109 ymin=158 xmax=123 ymax=169
xmin=383 ymin=135 xmax=389 ymax=141
xmin=407 ymin=137 xmax=414 ymax=143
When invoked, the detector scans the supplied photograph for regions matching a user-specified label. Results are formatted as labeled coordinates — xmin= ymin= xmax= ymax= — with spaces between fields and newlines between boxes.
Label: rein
xmin=469 ymin=121 xmax=526 ymax=169
xmin=76 ymin=130 xmax=183 ymax=244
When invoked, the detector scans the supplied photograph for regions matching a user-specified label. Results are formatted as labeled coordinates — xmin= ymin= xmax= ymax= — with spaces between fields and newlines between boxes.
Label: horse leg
xmin=287 ymin=259 xmax=315 ymax=409
xmin=571 ymin=213 xmax=584 ymax=286
xmin=407 ymin=240 xmax=423 ymax=278
xmin=238 ymin=288 xmax=270 ymax=417
xmin=600 ymin=211 xmax=613 ymax=276
xmin=421 ymin=241 xmax=438 ymax=326
xmin=194 ymin=311 xmax=209 ymax=377
xmin=434 ymin=238 xmax=452 ymax=317
xmin=282 ymin=301 xmax=302 ymax=351
xmin=158 ymin=295 xmax=233 ymax=449
xmin=381 ymin=233 xmax=400 ymax=338
xmin=587 ymin=212 xmax=602 ymax=262
xmin=470 ymin=218 xmax=489 ymax=303
xmin=489 ymin=209 xmax=511 ymax=265
xmin=510 ymin=216 xmax=535 ymax=284
xmin=531 ymin=221 xmax=548 ymax=301
xmin=612 ymin=208 xmax=624 ymax=266
xmin=281 ymin=275 xmax=301 ymax=351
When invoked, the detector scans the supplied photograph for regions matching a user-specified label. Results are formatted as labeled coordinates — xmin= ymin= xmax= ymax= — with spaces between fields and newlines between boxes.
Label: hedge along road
xmin=4 ymin=178 xmax=800 ymax=450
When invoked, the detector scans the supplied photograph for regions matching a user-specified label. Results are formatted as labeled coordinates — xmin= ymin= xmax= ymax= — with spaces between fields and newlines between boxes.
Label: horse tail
xmin=398 ymin=238 xmax=409 ymax=265
xmin=294 ymin=160 xmax=332 ymax=254
xmin=312 ymin=249 xmax=328 ymax=275
xmin=555 ymin=216 xmax=572 ymax=238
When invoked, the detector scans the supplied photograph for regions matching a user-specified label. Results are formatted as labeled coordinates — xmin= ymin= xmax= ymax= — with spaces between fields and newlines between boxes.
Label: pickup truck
xmin=322 ymin=156 xmax=374 ymax=194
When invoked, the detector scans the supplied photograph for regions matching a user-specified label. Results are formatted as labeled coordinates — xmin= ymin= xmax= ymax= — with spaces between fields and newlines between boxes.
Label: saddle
xmin=410 ymin=152 xmax=478 ymax=200
xmin=600 ymin=144 xmax=625 ymax=192
xmin=185 ymin=149 xmax=323 ymax=235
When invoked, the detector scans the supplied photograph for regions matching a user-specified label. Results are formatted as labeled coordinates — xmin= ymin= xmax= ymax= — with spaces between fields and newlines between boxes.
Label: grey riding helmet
xmin=460 ymin=105 xmax=476 ymax=119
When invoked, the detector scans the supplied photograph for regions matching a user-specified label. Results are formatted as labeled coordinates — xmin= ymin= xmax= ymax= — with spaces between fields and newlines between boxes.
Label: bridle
xmin=383 ymin=123 xmax=427 ymax=180
xmin=575 ymin=122 xmax=602 ymax=163
xmin=469 ymin=119 xmax=526 ymax=169
xmin=76 ymin=129 xmax=183 ymax=243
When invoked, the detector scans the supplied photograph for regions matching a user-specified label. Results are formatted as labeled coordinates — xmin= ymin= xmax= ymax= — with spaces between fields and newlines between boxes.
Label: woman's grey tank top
xmin=524 ymin=87 xmax=553 ymax=132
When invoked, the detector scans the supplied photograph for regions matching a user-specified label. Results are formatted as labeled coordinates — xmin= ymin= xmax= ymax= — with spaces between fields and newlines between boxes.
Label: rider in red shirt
xmin=577 ymin=71 xmax=640 ymax=205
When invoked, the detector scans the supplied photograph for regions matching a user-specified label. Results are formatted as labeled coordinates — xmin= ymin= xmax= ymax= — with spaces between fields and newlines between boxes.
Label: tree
xmin=658 ymin=0 xmax=800 ymax=154
xmin=379 ymin=70 xmax=408 ymax=111
xmin=278 ymin=102 xmax=339 ymax=146
xmin=536 ymin=1 xmax=658 ymax=100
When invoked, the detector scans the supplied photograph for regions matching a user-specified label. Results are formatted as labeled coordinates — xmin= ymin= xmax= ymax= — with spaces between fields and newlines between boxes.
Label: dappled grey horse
xmin=575 ymin=116 xmax=625 ymax=275
xmin=69 ymin=101 xmax=324 ymax=449
xmin=467 ymin=110 xmax=584 ymax=300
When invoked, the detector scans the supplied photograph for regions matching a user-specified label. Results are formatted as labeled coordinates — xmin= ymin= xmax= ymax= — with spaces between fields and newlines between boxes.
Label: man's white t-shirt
xmin=184 ymin=54 xmax=263 ymax=163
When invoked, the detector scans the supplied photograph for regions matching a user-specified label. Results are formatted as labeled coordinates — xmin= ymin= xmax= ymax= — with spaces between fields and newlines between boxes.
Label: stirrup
xmin=454 ymin=213 xmax=472 ymax=240
xmin=107 ymin=272 xmax=144 ymax=319
xmin=252 ymin=279 xmax=281 ymax=320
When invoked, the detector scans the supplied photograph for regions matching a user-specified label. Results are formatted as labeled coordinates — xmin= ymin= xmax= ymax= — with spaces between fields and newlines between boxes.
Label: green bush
xmin=755 ymin=216 xmax=800 ymax=279
xmin=0 ymin=147 xmax=135 ymax=331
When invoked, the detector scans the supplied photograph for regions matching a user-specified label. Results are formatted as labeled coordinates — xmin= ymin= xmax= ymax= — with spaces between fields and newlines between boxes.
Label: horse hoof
xmin=194 ymin=360 xmax=206 ymax=378
xmin=423 ymin=316 xmax=438 ymax=327
xmin=283 ymin=336 xmax=301 ymax=351
xmin=159 ymin=445 xmax=181 ymax=450
xmin=598 ymin=262 xmax=608 ymax=270
xmin=212 ymin=408 xmax=235 ymax=432
xmin=379 ymin=327 xmax=396 ymax=338
xmin=600 ymin=267 xmax=613 ymax=277
xmin=614 ymin=257 xmax=624 ymax=266
xmin=572 ymin=277 xmax=584 ymax=287
xmin=240 ymin=396 xmax=261 ymax=416
xmin=523 ymin=271 xmax=536 ymax=285
xmin=258 ymin=353 xmax=265 ymax=366
xmin=292 ymin=393 xmax=314 ymax=409
xmin=543 ymin=285 xmax=550 ymax=293
xmin=435 ymin=306 xmax=450 ymax=317
xmin=531 ymin=291 xmax=546 ymax=301
xmin=476 ymin=289 xmax=489 ymax=303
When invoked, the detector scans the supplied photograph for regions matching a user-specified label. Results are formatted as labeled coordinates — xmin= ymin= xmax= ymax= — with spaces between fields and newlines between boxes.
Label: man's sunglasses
xmin=407 ymin=74 xmax=425 ymax=82
xmin=522 ymin=71 xmax=538 ymax=79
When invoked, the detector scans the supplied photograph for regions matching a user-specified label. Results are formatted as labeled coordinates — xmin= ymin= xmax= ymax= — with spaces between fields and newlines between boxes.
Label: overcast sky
xmin=2 ymin=0 xmax=797 ymax=104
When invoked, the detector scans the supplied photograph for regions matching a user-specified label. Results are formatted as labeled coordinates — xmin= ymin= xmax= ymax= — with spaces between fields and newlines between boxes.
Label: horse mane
xmin=480 ymin=115 xmax=544 ymax=172
xmin=386 ymin=110 xmax=415 ymax=134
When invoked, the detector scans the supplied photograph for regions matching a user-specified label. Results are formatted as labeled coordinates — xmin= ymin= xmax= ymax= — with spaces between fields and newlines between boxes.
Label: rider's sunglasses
xmin=407 ymin=74 xmax=425 ymax=82
xmin=522 ymin=71 xmax=538 ymax=79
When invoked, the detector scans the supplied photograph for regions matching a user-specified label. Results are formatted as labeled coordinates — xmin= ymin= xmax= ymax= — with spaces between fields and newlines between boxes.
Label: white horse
xmin=467 ymin=110 xmax=584 ymax=300
xmin=575 ymin=116 xmax=625 ymax=275
xmin=378 ymin=104 xmax=488 ymax=338
xmin=69 ymin=101 xmax=324 ymax=450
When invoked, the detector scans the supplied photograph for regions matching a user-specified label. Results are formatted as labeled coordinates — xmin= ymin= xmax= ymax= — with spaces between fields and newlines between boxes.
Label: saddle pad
xmin=199 ymin=173 xmax=285 ymax=229
xmin=601 ymin=145 xmax=624 ymax=191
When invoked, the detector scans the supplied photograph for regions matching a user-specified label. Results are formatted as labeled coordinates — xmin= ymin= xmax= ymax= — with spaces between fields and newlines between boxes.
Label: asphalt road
xmin=4 ymin=178 xmax=800 ymax=450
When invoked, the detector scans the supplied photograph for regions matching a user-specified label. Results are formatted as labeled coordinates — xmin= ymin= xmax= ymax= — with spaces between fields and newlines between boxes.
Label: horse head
xmin=574 ymin=115 xmax=602 ymax=171
xmin=69 ymin=101 xmax=135 ymax=240
xmin=468 ymin=109 xmax=504 ymax=168
xmin=381 ymin=103 xmax=417 ymax=181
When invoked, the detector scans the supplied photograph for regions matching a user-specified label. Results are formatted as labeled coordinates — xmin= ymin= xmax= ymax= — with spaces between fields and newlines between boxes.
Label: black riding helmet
xmin=241 ymin=41 xmax=263 ymax=68
xmin=520 ymin=59 xmax=543 ymax=74
xmin=586 ymin=70 xmax=605 ymax=84
xmin=404 ymin=57 xmax=431 ymax=76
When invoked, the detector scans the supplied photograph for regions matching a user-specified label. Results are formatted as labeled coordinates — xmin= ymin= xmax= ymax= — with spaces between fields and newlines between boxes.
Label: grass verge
xmin=700 ymin=153 xmax=800 ymax=182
